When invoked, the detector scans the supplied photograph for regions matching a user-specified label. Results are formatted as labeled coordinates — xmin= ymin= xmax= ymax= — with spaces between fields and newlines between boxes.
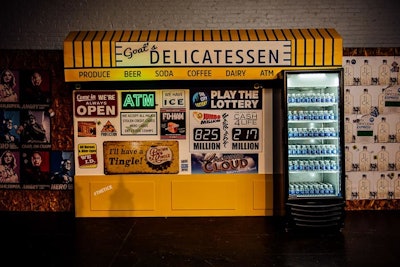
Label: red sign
xmin=74 ymin=91 xmax=118 ymax=117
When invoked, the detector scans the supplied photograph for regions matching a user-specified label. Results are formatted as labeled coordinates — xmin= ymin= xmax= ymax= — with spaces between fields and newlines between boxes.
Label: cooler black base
xmin=285 ymin=200 xmax=345 ymax=232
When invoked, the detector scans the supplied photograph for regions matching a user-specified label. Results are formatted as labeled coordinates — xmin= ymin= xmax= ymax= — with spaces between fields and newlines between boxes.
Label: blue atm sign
xmin=121 ymin=92 xmax=156 ymax=109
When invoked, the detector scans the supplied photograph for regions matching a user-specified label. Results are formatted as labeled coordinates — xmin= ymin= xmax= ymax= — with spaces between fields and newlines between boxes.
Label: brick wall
xmin=0 ymin=0 xmax=399 ymax=50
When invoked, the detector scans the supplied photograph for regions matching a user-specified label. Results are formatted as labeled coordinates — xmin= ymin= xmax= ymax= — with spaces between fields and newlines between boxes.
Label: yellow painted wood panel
xmin=63 ymin=31 xmax=79 ymax=68
xmin=171 ymin=180 xmax=237 ymax=210
xmin=74 ymin=173 xmax=274 ymax=217
xmin=92 ymin=31 xmax=106 ymax=67
xmin=83 ymin=31 xmax=97 ymax=67
xmin=72 ymin=31 xmax=89 ymax=68
xmin=309 ymin=29 xmax=324 ymax=66
xmin=90 ymin=181 xmax=156 ymax=211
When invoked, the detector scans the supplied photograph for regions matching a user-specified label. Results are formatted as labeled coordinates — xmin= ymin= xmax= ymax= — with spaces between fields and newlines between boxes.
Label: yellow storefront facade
xmin=64 ymin=29 xmax=343 ymax=217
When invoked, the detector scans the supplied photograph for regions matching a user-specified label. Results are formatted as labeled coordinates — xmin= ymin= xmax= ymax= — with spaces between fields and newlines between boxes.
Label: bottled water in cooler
xmin=288 ymin=182 xmax=335 ymax=196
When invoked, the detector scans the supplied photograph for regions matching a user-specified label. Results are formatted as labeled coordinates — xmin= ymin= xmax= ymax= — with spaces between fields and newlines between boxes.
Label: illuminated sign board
xmin=121 ymin=92 xmax=156 ymax=109
xmin=64 ymin=29 xmax=343 ymax=82
xmin=115 ymin=41 xmax=291 ymax=67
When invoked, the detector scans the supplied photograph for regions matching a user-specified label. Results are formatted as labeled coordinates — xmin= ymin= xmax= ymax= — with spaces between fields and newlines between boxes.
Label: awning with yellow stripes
xmin=64 ymin=29 xmax=342 ymax=82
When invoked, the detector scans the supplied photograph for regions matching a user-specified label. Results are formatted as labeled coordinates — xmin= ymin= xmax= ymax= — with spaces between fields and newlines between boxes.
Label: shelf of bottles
xmin=287 ymin=88 xmax=341 ymax=198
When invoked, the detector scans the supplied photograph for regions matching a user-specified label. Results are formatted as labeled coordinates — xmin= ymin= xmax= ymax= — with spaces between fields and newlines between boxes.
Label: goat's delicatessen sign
xmin=103 ymin=141 xmax=179 ymax=174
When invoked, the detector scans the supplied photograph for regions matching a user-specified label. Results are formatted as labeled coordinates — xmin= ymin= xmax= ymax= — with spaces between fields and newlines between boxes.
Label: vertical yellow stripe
xmin=185 ymin=30 xmax=194 ymax=41
xmin=282 ymin=29 xmax=296 ymax=66
xmin=327 ymin=29 xmax=343 ymax=66
xmin=264 ymin=30 xmax=277 ymax=40
xmin=149 ymin=30 xmax=160 ymax=41
xmin=255 ymin=29 xmax=267 ymax=41
xmin=138 ymin=30 xmax=150 ymax=41
xmin=246 ymin=29 xmax=257 ymax=41
xmin=92 ymin=31 xmax=105 ymax=67
xmin=318 ymin=29 xmax=333 ymax=66
xmin=112 ymin=31 xmax=123 ymax=42
xmin=309 ymin=29 xmax=324 ymax=66
xmin=130 ymin=31 xmax=141 ymax=42
xmin=158 ymin=30 xmax=168 ymax=41
xmin=273 ymin=30 xmax=286 ymax=41
xmin=83 ymin=31 xmax=97 ymax=67
xmin=194 ymin=30 xmax=203 ymax=41
xmin=63 ymin=31 xmax=79 ymax=68
xmin=167 ymin=30 xmax=176 ymax=41
xmin=212 ymin=30 xmax=221 ymax=41
xmin=102 ymin=31 xmax=114 ymax=67
xmin=220 ymin=30 xmax=230 ymax=41
xmin=300 ymin=29 xmax=315 ymax=66
xmin=238 ymin=30 xmax=249 ymax=41
xmin=175 ymin=30 xmax=185 ymax=41
xmin=229 ymin=30 xmax=239 ymax=41
xmin=203 ymin=30 xmax=212 ymax=41
xmin=120 ymin=31 xmax=131 ymax=42
xmin=290 ymin=29 xmax=304 ymax=66
xmin=73 ymin=31 xmax=89 ymax=68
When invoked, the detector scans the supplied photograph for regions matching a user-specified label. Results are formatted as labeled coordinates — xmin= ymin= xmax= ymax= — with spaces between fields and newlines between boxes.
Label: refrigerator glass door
xmin=286 ymin=72 xmax=343 ymax=199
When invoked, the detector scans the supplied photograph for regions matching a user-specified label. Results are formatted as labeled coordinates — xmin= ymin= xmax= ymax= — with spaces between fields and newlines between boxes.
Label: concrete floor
xmin=1 ymin=210 xmax=399 ymax=266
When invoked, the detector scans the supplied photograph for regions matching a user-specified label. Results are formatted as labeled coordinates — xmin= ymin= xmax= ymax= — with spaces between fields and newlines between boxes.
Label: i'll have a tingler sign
xmin=103 ymin=141 xmax=179 ymax=174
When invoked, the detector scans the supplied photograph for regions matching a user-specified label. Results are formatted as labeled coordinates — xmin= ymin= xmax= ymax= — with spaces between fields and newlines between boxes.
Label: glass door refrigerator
xmin=277 ymin=69 xmax=345 ymax=231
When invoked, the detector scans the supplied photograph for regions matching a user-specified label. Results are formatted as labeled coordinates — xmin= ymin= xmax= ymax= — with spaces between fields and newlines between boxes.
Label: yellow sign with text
xmin=103 ymin=141 xmax=179 ymax=174
xmin=64 ymin=67 xmax=284 ymax=82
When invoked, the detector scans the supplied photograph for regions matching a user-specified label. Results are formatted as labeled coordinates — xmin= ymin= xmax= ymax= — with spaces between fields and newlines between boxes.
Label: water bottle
xmin=316 ymin=93 xmax=321 ymax=102
xmin=319 ymin=160 xmax=325 ymax=170
xmin=300 ymin=93 xmax=306 ymax=103
xmin=292 ymin=110 xmax=298 ymax=120
xmin=324 ymin=160 xmax=331 ymax=170
xmin=288 ymin=94 xmax=294 ymax=103
xmin=299 ymin=161 xmax=304 ymax=171
xmin=314 ymin=160 xmax=320 ymax=170
xmin=318 ymin=110 xmax=323 ymax=120
xmin=293 ymin=128 xmax=298 ymax=137
xmin=309 ymin=183 xmax=315 ymax=195
xmin=289 ymin=184 xmax=295 ymax=195
xmin=294 ymin=185 xmax=300 ymax=194
xmin=323 ymin=110 xmax=329 ymax=120
xmin=313 ymin=128 xmax=319 ymax=137
xmin=304 ymin=111 xmax=310 ymax=120
xmin=321 ymin=145 xmax=327 ymax=154
xmin=314 ymin=110 xmax=319 ymax=120
xmin=298 ymin=184 xmax=304 ymax=194
xmin=331 ymin=160 xmax=337 ymax=170
xmin=288 ymin=128 xmax=293 ymax=137
xmin=329 ymin=110 xmax=335 ymax=120
xmin=328 ymin=184 xmax=334 ymax=194
xmin=331 ymin=127 xmax=337 ymax=137
xmin=301 ymin=145 xmax=307 ymax=155
xmin=289 ymin=161 xmax=293 ymax=170
xmin=302 ymin=128 xmax=307 ymax=137
xmin=295 ymin=93 xmax=301 ymax=103
xmin=304 ymin=185 xmax=310 ymax=194
xmin=298 ymin=110 xmax=304 ymax=120
xmin=305 ymin=93 xmax=311 ymax=103
xmin=298 ymin=128 xmax=304 ymax=137
xmin=331 ymin=93 xmax=336 ymax=103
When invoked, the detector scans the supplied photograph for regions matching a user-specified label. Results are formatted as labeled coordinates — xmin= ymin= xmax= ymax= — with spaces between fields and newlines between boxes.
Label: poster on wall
xmin=343 ymin=56 xmax=400 ymax=201
xmin=189 ymin=88 xmax=263 ymax=153
xmin=0 ymin=68 xmax=73 ymax=190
